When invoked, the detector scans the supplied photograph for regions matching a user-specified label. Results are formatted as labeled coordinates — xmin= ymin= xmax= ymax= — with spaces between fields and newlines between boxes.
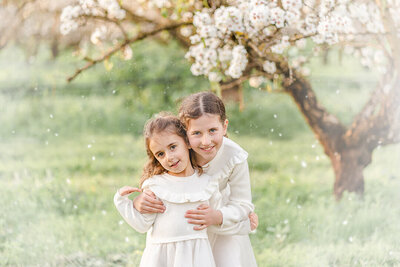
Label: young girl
xmin=114 ymin=114 xmax=242 ymax=267
xmin=134 ymin=92 xmax=258 ymax=267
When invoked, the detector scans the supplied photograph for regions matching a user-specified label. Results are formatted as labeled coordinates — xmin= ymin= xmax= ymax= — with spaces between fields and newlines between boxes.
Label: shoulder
xmin=205 ymin=137 xmax=249 ymax=177
xmin=141 ymin=174 xmax=167 ymax=189
xmin=220 ymin=137 xmax=248 ymax=162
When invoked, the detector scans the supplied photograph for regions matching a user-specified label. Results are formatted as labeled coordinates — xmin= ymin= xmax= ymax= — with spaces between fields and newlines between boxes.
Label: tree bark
xmin=331 ymin=145 xmax=371 ymax=199
xmin=220 ymin=86 xmax=245 ymax=111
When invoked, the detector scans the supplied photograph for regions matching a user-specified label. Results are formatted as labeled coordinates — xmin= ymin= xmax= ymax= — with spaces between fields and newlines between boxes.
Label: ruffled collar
xmin=202 ymin=137 xmax=248 ymax=181
xmin=143 ymin=172 xmax=219 ymax=203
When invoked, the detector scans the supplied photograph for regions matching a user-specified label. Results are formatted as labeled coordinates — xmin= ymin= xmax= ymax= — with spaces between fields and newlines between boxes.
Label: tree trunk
xmin=220 ymin=83 xmax=245 ymax=111
xmin=282 ymin=70 xmax=371 ymax=200
xmin=331 ymin=145 xmax=372 ymax=200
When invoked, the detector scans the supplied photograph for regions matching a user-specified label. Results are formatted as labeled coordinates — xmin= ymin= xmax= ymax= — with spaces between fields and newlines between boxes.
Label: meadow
xmin=1 ymin=42 xmax=400 ymax=266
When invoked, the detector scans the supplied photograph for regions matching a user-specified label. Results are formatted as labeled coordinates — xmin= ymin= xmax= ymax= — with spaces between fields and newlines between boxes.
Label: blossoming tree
xmin=2 ymin=0 xmax=400 ymax=199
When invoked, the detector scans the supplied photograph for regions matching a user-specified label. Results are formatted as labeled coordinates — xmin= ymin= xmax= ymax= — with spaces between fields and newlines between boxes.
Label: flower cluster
xmin=56 ymin=0 xmax=392 ymax=81
xmin=60 ymin=0 xmax=125 ymax=35
xmin=185 ymin=0 xmax=390 ymax=81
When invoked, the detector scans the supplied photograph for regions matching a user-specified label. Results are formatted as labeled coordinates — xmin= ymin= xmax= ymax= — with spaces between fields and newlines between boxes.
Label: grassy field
xmin=1 ymin=44 xmax=400 ymax=266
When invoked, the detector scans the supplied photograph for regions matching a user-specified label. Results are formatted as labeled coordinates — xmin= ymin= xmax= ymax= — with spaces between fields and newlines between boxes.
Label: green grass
xmin=1 ymin=44 xmax=400 ymax=266
xmin=1 ymin=128 xmax=399 ymax=266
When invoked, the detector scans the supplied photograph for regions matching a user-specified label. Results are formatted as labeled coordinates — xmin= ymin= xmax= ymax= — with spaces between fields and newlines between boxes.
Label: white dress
xmin=205 ymin=137 xmax=258 ymax=267
xmin=114 ymin=172 xmax=221 ymax=267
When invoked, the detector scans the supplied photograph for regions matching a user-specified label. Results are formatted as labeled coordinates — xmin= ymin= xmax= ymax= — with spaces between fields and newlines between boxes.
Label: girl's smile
xmin=170 ymin=160 xmax=180 ymax=168
xmin=200 ymin=145 xmax=215 ymax=152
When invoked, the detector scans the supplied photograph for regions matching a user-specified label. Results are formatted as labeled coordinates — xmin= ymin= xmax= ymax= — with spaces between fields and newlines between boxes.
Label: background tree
xmin=1 ymin=0 xmax=399 ymax=199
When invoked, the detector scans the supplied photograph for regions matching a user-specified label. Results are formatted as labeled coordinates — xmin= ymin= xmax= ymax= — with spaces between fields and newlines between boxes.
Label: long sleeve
xmin=113 ymin=191 xmax=156 ymax=233
xmin=208 ymin=218 xmax=251 ymax=235
xmin=218 ymin=160 xmax=254 ymax=229
xmin=207 ymin=180 xmax=252 ymax=235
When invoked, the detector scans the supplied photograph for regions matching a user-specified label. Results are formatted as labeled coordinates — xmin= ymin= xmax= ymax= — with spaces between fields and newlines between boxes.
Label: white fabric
xmin=114 ymin=172 xmax=218 ymax=267
xmin=114 ymin=137 xmax=257 ymax=267
xmin=140 ymin=239 xmax=215 ymax=267
xmin=204 ymin=137 xmax=258 ymax=267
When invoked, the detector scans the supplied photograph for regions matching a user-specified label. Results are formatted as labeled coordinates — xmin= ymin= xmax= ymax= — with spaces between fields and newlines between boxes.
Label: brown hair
xmin=139 ymin=112 xmax=202 ymax=188
xmin=178 ymin=91 xmax=227 ymax=128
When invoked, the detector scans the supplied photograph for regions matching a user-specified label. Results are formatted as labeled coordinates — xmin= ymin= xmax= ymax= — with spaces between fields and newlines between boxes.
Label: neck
xmin=195 ymin=154 xmax=210 ymax=166
xmin=167 ymin=166 xmax=195 ymax=177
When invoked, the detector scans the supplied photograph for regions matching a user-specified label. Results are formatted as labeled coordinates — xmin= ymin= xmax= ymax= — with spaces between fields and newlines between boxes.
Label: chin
xmin=203 ymin=153 xmax=216 ymax=160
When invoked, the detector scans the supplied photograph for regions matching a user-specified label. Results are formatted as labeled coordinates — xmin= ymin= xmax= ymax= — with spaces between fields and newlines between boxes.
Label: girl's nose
xmin=202 ymin=134 xmax=211 ymax=145
xmin=166 ymin=151 xmax=174 ymax=162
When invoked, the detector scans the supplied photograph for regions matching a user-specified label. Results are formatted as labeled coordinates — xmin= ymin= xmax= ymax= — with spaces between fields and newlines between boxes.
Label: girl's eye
xmin=210 ymin=128 xmax=217 ymax=133
xmin=157 ymin=152 xmax=164 ymax=157
xmin=170 ymin=145 xmax=176 ymax=150
xmin=192 ymin=131 xmax=200 ymax=136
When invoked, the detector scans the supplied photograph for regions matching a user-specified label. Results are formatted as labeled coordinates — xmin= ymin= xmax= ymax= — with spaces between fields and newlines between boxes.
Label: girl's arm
xmin=186 ymin=204 xmax=252 ymax=235
xmin=114 ymin=186 xmax=156 ymax=233
xmin=218 ymin=160 xmax=254 ymax=227
xmin=185 ymin=160 xmax=255 ymax=234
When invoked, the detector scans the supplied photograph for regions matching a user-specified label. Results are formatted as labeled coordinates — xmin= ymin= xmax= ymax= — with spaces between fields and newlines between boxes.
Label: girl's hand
xmin=185 ymin=204 xmax=223 ymax=231
xmin=249 ymin=212 xmax=259 ymax=231
xmin=118 ymin=186 xmax=142 ymax=196
xmin=133 ymin=190 xmax=165 ymax=214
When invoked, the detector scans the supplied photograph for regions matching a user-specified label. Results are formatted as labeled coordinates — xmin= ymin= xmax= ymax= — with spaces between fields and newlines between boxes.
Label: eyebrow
xmin=168 ymin=142 xmax=177 ymax=147
xmin=153 ymin=150 xmax=162 ymax=156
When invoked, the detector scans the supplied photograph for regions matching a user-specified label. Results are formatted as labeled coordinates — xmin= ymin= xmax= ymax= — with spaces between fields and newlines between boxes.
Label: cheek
xmin=213 ymin=133 xmax=224 ymax=145
xmin=187 ymin=136 xmax=197 ymax=147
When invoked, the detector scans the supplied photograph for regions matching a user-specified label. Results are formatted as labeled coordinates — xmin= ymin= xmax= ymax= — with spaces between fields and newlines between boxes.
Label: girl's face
xmin=186 ymin=113 xmax=228 ymax=166
xmin=149 ymin=131 xmax=194 ymax=177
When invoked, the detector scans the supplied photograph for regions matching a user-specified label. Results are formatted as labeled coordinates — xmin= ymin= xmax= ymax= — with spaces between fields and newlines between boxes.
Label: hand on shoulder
xmin=133 ymin=189 xmax=166 ymax=214
xmin=118 ymin=186 xmax=142 ymax=196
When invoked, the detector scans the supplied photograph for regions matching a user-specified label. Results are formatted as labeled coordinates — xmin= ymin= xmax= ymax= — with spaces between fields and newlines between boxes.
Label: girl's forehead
xmin=150 ymin=131 xmax=184 ymax=145
xmin=187 ymin=113 xmax=223 ymax=127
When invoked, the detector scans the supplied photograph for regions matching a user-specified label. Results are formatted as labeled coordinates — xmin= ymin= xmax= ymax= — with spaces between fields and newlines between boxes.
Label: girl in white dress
xmin=114 ymin=114 xmax=244 ymax=267
xmin=133 ymin=92 xmax=258 ymax=267
xmin=179 ymin=92 xmax=258 ymax=267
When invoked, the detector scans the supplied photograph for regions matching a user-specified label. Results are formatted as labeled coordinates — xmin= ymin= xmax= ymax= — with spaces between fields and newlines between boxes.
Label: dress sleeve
xmin=113 ymin=191 xmax=156 ymax=233
xmin=208 ymin=217 xmax=251 ymax=235
xmin=218 ymin=160 xmax=254 ymax=230
xmin=206 ymin=166 xmax=253 ymax=235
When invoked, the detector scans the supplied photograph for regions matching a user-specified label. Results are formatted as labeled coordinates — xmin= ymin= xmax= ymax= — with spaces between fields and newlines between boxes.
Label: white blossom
xmin=270 ymin=36 xmax=290 ymax=54
xmin=263 ymin=61 xmax=277 ymax=74
xmin=208 ymin=72 xmax=222 ymax=82
xmin=270 ymin=7 xmax=285 ymax=28
xmin=123 ymin=45 xmax=133 ymax=60
xmin=98 ymin=0 xmax=126 ymax=19
xmin=174 ymin=0 xmax=391 ymax=81
xmin=149 ymin=0 xmax=171 ymax=8
xmin=180 ymin=26 xmax=193 ymax=37
xmin=214 ymin=6 xmax=245 ymax=35
xmin=226 ymin=45 xmax=248 ymax=78
xmin=60 ymin=0 xmax=125 ymax=35
xmin=90 ymin=26 xmax=107 ymax=45
xmin=249 ymin=76 xmax=264 ymax=87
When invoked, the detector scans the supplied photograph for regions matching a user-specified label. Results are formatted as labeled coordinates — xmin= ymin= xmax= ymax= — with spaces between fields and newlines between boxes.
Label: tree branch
xmin=67 ymin=21 xmax=192 ymax=82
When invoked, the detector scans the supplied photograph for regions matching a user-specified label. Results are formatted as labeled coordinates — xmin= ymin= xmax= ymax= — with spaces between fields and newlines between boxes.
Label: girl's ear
xmin=223 ymin=119 xmax=229 ymax=135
